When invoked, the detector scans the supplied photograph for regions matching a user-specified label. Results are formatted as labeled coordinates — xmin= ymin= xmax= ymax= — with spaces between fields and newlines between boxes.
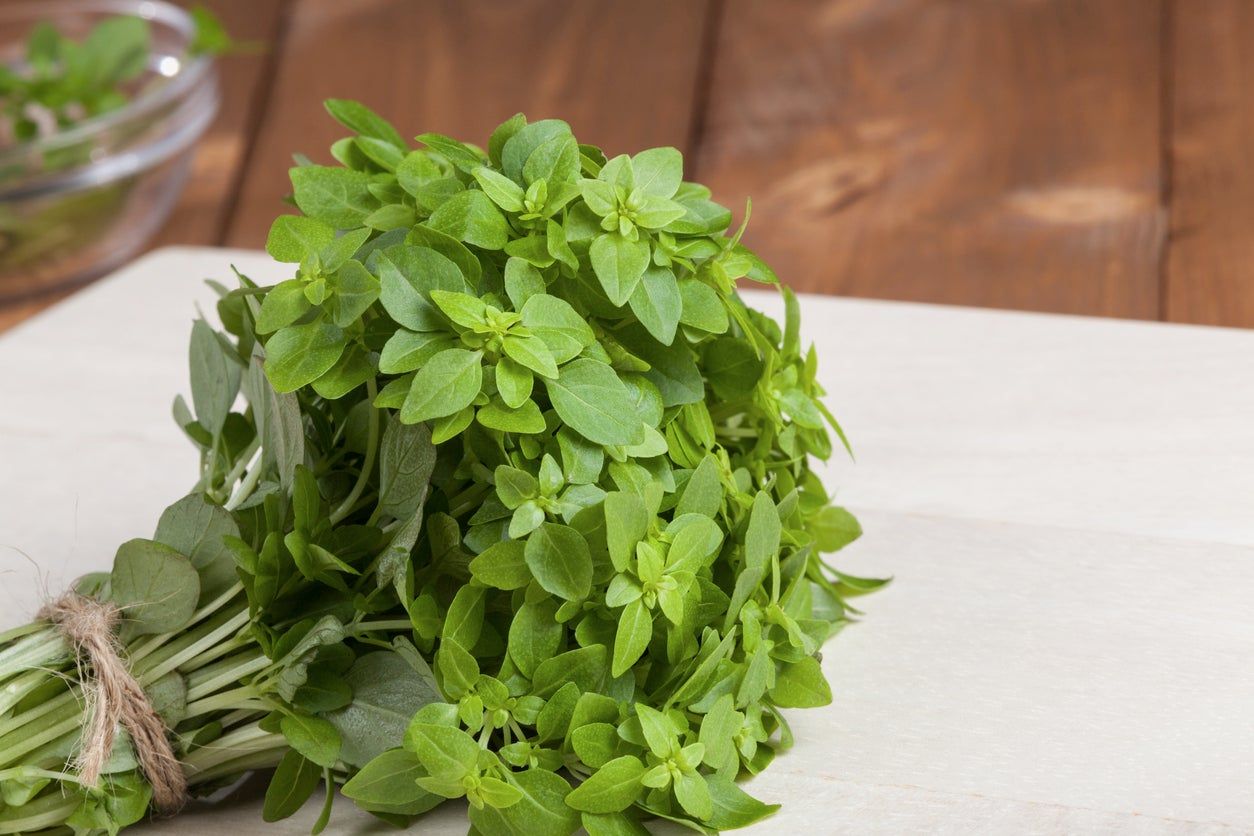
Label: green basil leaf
xmin=400 ymin=348 xmax=483 ymax=424
xmin=290 ymin=165 xmax=379 ymax=227
xmin=704 ymin=775 xmax=780 ymax=829
xmin=675 ymin=455 xmax=723 ymax=519
xmin=520 ymin=294 xmax=594 ymax=364
xmin=256 ymin=279 xmax=312 ymax=335
xmin=331 ymin=651 xmax=443 ymax=767
xmin=264 ymin=321 xmax=347 ymax=393
xmin=702 ymin=336 xmax=764 ymax=399
xmin=564 ymin=756 xmax=646 ymax=814
xmin=469 ymin=539 xmax=530 ymax=589
xmin=266 ymin=215 xmax=335 ymax=263
xmin=673 ymin=771 xmax=713 ymax=820
xmin=768 ymin=655 xmax=832 ymax=708
xmin=630 ymin=146 xmax=683 ymax=199
xmin=153 ymin=493 xmax=239 ymax=602
xmin=627 ymin=265 xmax=681 ymax=345
xmin=811 ymin=505 xmax=862 ymax=552
xmin=333 ymin=259 xmax=381 ymax=326
xmin=474 ymin=165 xmax=526 ymax=212
xmin=404 ymin=722 xmax=480 ymax=779
xmin=341 ymin=749 xmax=442 ymax=815
xmin=745 ymin=491 xmax=781 ymax=572
xmin=532 ymin=644 xmax=608 ymax=698
xmin=110 ymin=539 xmax=200 ymax=636
xmin=501 ymin=119 xmax=573 ymax=183
xmin=325 ymin=99 xmax=407 ymax=148
xmin=495 ymin=357 xmax=534 ymax=408
xmin=502 ymin=333 xmax=558 ymax=379
xmin=375 ymin=245 xmax=469 ymax=331
xmin=379 ymin=329 xmax=456 ymax=374
xmin=478 ymin=398 xmax=546 ymax=434
xmin=263 ymin=750 xmax=320 ymax=822
xmin=468 ymin=768 xmax=579 ymax=836
xmin=426 ymin=190 xmax=510 ymax=250
xmin=280 ymin=712 xmax=341 ymax=768
xmin=523 ymin=134 xmax=580 ymax=186
xmin=509 ymin=600 xmax=563 ymax=680
xmin=589 ymin=232 xmax=650 ymax=306
xmin=524 ymin=523 xmax=592 ymax=601
xmin=544 ymin=359 xmax=644 ymax=446
xmin=611 ymin=599 xmax=653 ymax=678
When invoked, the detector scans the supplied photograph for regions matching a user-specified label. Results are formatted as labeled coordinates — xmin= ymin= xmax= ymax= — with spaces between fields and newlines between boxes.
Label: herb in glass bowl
xmin=0 ymin=2 xmax=238 ymax=301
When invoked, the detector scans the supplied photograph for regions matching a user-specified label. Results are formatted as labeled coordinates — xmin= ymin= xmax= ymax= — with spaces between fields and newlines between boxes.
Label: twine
xmin=39 ymin=593 xmax=187 ymax=812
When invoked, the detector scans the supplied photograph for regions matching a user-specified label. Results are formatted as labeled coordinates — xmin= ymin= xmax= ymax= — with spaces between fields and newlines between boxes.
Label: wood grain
xmin=16 ymin=0 xmax=1254 ymax=332
xmin=1164 ymin=0 xmax=1254 ymax=326
xmin=692 ymin=0 xmax=1166 ymax=318
xmin=225 ymin=0 xmax=712 ymax=247
xmin=150 ymin=0 xmax=289 ymax=246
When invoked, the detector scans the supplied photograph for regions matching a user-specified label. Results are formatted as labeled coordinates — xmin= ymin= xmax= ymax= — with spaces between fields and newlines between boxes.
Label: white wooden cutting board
xmin=1 ymin=247 xmax=1251 ymax=834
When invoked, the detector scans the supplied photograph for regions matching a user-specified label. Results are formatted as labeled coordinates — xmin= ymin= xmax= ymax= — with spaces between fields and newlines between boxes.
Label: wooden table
xmin=3 ymin=0 xmax=1254 ymax=333
xmin=1 ymin=247 xmax=1251 ymax=832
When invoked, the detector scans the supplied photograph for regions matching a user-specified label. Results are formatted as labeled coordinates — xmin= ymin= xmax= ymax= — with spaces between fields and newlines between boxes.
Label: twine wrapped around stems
xmin=38 ymin=593 xmax=187 ymax=812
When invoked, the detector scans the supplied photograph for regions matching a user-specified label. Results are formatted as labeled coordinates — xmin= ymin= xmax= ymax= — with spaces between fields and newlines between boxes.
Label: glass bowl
xmin=0 ymin=0 xmax=219 ymax=302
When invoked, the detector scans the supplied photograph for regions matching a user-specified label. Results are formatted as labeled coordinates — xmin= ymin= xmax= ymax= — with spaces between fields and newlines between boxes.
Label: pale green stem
xmin=0 ymin=621 xmax=45 ymax=647
xmin=185 ymin=653 xmax=269 ymax=701
xmin=224 ymin=447 xmax=265 ymax=511
xmin=348 ymin=619 xmax=412 ymax=635
xmin=177 ymin=632 xmax=253 ymax=675
xmin=0 ymin=792 xmax=78 ymax=834
xmin=188 ymin=746 xmax=286 ymax=786
xmin=0 ymin=714 xmax=78 ymax=767
xmin=135 ymin=609 xmax=251 ymax=685
xmin=329 ymin=378 xmax=379 ymax=524
xmin=0 ymin=766 xmax=84 ymax=785
xmin=184 ymin=686 xmax=268 ymax=717
xmin=212 ymin=436 xmax=261 ymax=501
xmin=0 ymin=685 xmax=73 ymax=741
xmin=0 ymin=629 xmax=68 ymax=683
xmin=128 ymin=582 xmax=245 ymax=664
xmin=182 ymin=721 xmax=282 ymax=777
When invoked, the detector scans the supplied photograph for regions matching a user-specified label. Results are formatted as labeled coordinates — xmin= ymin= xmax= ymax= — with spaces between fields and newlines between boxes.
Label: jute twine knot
xmin=39 ymin=593 xmax=187 ymax=812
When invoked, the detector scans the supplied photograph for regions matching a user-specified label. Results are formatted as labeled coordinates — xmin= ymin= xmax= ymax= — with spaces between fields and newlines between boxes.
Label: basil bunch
xmin=0 ymin=99 xmax=882 ymax=836
xmin=237 ymin=100 xmax=883 ymax=833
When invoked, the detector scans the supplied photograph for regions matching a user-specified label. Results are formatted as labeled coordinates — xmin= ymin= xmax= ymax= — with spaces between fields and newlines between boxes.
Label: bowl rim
xmin=0 ymin=0 xmax=215 ymax=176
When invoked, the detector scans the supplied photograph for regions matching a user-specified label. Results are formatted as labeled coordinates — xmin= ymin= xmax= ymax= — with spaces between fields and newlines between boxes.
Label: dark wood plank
xmin=1164 ymin=0 xmax=1254 ymax=326
xmin=226 ymin=0 xmax=711 ymax=247
xmin=150 ymin=0 xmax=288 ymax=246
xmin=692 ymin=0 xmax=1164 ymax=318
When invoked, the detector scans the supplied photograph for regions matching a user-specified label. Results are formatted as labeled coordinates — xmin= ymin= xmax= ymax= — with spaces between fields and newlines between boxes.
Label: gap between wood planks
xmin=1156 ymin=0 xmax=1176 ymax=324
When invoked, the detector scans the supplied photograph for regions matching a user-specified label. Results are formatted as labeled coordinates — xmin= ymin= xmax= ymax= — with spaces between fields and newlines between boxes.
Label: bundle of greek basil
xmin=0 ymin=98 xmax=882 ymax=835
